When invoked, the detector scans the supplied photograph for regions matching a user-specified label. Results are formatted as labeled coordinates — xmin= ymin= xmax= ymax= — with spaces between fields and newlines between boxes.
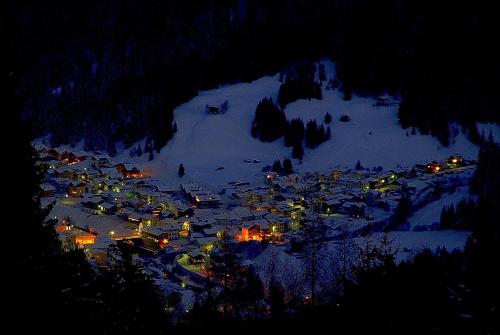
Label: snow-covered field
xmin=407 ymin=186 xmax=473 ymax=230
xmin=136 ymin=60 xmax=483 ymax=188
xmin=35 ymin=60 xmax=497 ymax=190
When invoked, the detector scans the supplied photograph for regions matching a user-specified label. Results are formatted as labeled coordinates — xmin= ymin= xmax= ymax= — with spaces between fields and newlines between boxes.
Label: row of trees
xmin=278 ymin=62 xmax=322 ymax=108
xmin=254 ymin=105 xmax=331 ymax=162
xmin=271 ymin=158 xmax=294 ymax=175
xmin=305 ymin=120 xmax=331 ymax=148
xmin=8 ymin=0 xmax=499 ymax=151
xmin=251 ymin=98 xmax=287 ymax=142
xmin=12 ymin=130 xmax=171 ymax=334
xmin=9 ymin=64 xmax=170 ymax=333
xmin=440 ymin=198 xmax=477 ymax=230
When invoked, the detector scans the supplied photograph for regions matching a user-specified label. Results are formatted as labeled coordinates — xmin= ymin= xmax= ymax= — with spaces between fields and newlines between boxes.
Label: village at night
xmin=9 ymin=1 xmax=499 ymax=334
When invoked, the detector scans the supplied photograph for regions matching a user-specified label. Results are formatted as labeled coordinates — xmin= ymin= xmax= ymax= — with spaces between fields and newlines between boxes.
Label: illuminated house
xmin=447 ymin=155 xmax=464 ymax=167
xmin=266 ymin=217 xmax=287 ymax=234
xmin=187 ymin=250 xmax=206 ymax=265
xmin=265 ymin=172 xmax=279 ymax=183
xmin=116 ymin=163 xmax=143 ymax=179
xmin=56 ymin=167 xmax=76 ymax=180
xmin=194 ymin=237 xmax=217 ymax=253
xmin=426 ymin=161 xmax=442 ymax=173
xmin=60 ymin=151 xmax=86 ymax=165
xmin=99 ymin=167 xmax=123 ymax=180
xmin=180 ymin=183 xmax=221 ymax=207
xmin=97 ymin=202 xmax=117 ymax=215
xmin=142 ymin=224 xmax=181 ymax=251
xmin=194 ymin=194 xmax=221 ymax=208
xmin=85 ymin=236 xmax=117 ymax=267
xmin=68 ymin=182 xmax=86 ymax=197
xmin=124 ymin=167 xmax=142 ymax=178
xmin=81 ymin=195 xmax=103 ymax=210
xmin=237 ymin=221 xmax=274 ymax=242
xmin=322 ymin=198 xmax=342 ymax=213
xmin=59 ymin=227 xmax=96 ymax=250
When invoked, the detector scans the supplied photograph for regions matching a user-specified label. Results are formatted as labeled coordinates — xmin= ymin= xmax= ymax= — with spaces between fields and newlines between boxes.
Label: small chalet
xmin=68 ymin=182 xmax=86 ymax=197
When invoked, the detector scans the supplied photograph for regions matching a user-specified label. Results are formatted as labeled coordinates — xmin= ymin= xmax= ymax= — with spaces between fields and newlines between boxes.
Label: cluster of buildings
xmin=37 ymin=146 xmax=475 ymax=293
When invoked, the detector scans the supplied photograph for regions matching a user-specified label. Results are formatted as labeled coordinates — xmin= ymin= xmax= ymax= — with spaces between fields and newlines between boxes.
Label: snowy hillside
xmin=138 ymin=60 xmax=482 ymax=188
xmin=36 ymin=60 xmax=497 ymax=189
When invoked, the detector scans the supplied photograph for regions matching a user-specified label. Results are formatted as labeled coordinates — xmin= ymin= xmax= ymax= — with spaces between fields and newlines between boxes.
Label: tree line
xmin=8 ymin=0 xmax=498 ymax=152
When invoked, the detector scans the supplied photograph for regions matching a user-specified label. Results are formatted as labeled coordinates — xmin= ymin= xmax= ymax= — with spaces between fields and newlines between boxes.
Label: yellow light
xmin=452 ymin=159 xmax=457 ymax=163
xmin=110 ymin=231 xmax=115 ymax=235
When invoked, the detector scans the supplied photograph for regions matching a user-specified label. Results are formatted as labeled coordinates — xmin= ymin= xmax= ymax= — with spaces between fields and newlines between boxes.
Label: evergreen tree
xmin=269 ymin=280 xmax=285 ymax=321
xmin=178 ymin=163 xmax=185 ymax=177
xmin=355 ymin=160 xmax=363 ymax=170
xmin=11 ymin=78 xmax=170 ymax=333
xmin=340 ymin=115 xmax=350 ymax=122
xmin=278 ymin=63 xmax=322 ymax=107
xmin=324 ymin=112 xmax=332 ymax=124
xmin=97 ymin=247 xmax=169 ymax=334
xmin=137 ymin=143 xmax=143 ymax=157
xmin=251 ymin=97 xmax=287 ymax=142
xmin=392 ymin=195 xmax=412 ymax=228
xmin=283 ymin=158 xmax=293 ymax=175
xmin=271 ymin=160 xmax=282 ymax=174
xmin=343 ymin=88 xmax=352 ymax=101
xmin=292 ymin=142 xmax=304 ymax=162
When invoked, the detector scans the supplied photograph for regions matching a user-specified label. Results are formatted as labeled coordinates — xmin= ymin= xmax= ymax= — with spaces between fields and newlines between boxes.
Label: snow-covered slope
xmin=407 ymin=186 xmax=473 ymax=230
xmin=139 ymin=60 xmax=480 ymax=187
xmin=36 ymin=60 xmax=493 ymax=189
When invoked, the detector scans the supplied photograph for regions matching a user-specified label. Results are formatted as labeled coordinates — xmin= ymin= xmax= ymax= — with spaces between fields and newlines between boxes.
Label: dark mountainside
xmin=7 ymin=0 xmax=499 ymax=153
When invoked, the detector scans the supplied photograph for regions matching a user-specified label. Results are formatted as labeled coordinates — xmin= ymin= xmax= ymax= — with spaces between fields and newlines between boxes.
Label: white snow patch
xmin=138 ymin=61 xmax=480 ymax=188
xmin=408 ymin=186 xmax=472 ymax=230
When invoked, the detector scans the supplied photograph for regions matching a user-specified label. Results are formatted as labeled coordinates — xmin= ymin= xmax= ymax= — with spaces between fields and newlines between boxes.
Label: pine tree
xmin=172 ymin=122 xmax=177 ymax=133
xmin=251 ymin=97 xmax=286 ymax=142
xmin=137 ymin=143 xmax=143 ymax=157
xmin=283 ymin=158 xmax=293 ymax=175
xmin=269 ymin=280 xmax=285 ymax=321
xmin=340 ymin=115 xmax=350 ymax=122
xmin=97 ymin=247 xmax=169 ymax=334
xmin=392 ymin=195 xmax=412 ymax=228
xmin=355 ymin=160 xmax=363 ymax=170
xmin=343 ymin=88 xmax=352 ymax=101
xmin=324 ymin=112 xmax=332 ymax=124
xmin=292 ymin=142 xmax=304 ymax=162
xmin=178 ymin=163 xmax=185 ymax=177
xmin=271 ymin=160 xmax=282 ymax=174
